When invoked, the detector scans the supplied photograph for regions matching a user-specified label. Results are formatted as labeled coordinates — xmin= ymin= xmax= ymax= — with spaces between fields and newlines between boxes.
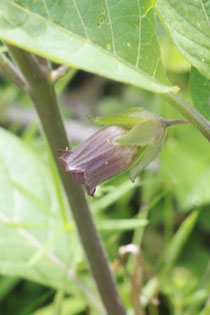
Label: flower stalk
xmin=165 ymin=119 xmax=190 ymax=127
xmin=162 ymin=92 xmax=210 ymax=141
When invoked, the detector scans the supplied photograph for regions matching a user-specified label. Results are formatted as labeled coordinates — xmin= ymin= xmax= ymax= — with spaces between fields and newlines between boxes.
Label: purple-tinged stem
xmin=6 ymin=44 xmax=127 ymax=315
xmin=165 ymin=119 xmax=189 ymax=127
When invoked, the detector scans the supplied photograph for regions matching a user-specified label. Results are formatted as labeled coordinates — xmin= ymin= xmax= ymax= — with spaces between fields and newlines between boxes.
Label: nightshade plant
xmin=0 ymin=0 xmax=209 ymax=314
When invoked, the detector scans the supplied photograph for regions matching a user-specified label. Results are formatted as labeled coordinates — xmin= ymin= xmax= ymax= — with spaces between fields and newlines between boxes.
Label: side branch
xmin=51 ymin=64 xmax=70 ymax=84
xmin=0 ymin=52 xmax=27 ymax=93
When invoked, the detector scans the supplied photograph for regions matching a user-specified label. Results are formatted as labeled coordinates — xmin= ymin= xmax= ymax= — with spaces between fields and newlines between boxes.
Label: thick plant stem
xmin=7 ymin=45 xmax=127 ymax=315
xmin=162 ymin=92 xmax=210 ymax=141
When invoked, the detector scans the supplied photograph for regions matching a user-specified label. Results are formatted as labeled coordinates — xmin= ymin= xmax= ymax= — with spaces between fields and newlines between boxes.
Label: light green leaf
xmin=0 ymin=128 xmax=100 ymax=309
xmin=190 ymin=67 xmax=210 ymax=120
xmin=160 ymin=209 xmax=200 ymax=274
xmin=156 ymin=0 xmax=210 ymax=79
xmin=34 ymin=297 xmax=87 ymax=315
xmin=92 ymin=179 xmax=142 ymax=213
xmin=0 ymin=0 xmax=178 ymax=93
xmin=141 ymin=277 xmax=159 ymax=306
xmin=0 ymin=45 xmax=7 ymax=53
xmin=97 ymin=218 xmax=148 ymax=231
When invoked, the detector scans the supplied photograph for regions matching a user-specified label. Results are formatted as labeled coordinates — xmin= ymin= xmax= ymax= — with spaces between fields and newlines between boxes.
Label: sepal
xmin=115 ymin=119 xmax=164 ymax=146
xmin=129 ymin=129 xmax=166 ymax=182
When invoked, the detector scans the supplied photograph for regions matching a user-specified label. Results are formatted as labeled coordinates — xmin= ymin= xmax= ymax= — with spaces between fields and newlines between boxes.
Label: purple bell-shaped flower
xmin=59 ymin=126 xmax=138 ymax=196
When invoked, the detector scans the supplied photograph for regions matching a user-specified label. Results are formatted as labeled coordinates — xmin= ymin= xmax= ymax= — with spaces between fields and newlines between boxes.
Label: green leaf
xmin=97 ymin=218 xmax=148 ymax=231
xmin=34 ymin=297 xmax=87 ymax=315
xmin=141 ymin=277 xmax=159 ymax=306
xmin=160 ymin=209 xmax=200 ymax=274
xmin=92 ymin=179 xmax=142 ymax=213
xmin=0 ymin=128 xmax=100 ymax=308
xmin=156 ymin=0 xmax=210 ymax=79
xmin=0 ymin=45 xmax=7 ymax=53
xmin=0 ymin=0 xmax=178 ymax=93
xmin=0 ymin=277 xmax=19 ymax=303
xmin=190 ymin=67 xmax=210 ymax=120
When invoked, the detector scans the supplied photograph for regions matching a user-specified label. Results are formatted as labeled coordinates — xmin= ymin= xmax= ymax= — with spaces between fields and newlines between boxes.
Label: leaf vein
xmin=135 ymin=0 xmax=141 ymax=67
xmin=41 ymin=0 xmax=51 ymax=21
xmin=104 ymin=0 xmax=116 ymax=54
xmin=165 ymin=1 xmax=210 ymax=41
xmin=72 ymin=0 xmax=89 ymax=39
xmin=200 ymin=0 xmax=210 ymax=28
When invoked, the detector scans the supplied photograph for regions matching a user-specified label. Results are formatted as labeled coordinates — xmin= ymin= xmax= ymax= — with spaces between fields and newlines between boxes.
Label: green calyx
xmin=92 ymin=108 xmax=167 ymax=181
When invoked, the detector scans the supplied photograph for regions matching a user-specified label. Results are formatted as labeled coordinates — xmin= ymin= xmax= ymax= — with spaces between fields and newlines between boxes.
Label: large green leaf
xmin=190 ymin=67 xmax=210 ymax=120
xmin=156 ymin=0 xmax=210 ymax=79
xmin=0 ymin=128 xmax=102 ymax=309
xmin=0 ymin=0 xmax=178 ymax=94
